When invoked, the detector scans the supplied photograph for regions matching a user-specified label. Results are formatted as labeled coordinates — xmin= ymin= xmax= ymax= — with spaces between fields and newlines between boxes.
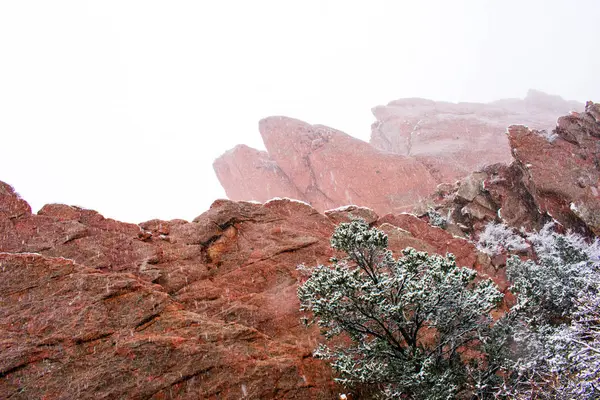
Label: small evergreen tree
xmin=298 ymin=220 xmax=504 ymax=399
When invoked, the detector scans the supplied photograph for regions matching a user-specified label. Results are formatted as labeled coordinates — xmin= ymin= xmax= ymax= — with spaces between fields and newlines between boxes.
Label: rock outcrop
xmin=2 ymin=103 xmax=598 ymax=399
xmin=0 ymin=188 xmax=339 ymax=399
xmin=0 ymin=182 xmax=500 ymax=399
xmin=215 ymin=117 xmax=438 ymax=215
xmin=215 ymin=91 xmax=582 ymax=214
xmin=421 ymin=102 xmax=600 ymax=239
xmin=371 ymin=89 xmax=583 ymax=183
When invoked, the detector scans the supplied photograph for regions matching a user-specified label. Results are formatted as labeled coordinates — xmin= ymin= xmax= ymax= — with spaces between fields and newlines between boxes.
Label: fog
xmin=1 ymin=0 xmax=598 ymax=223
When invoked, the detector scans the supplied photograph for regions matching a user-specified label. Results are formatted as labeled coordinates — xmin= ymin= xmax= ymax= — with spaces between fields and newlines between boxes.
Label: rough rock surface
xmin=371 ymin=90 xmax=583 ymax=182
xmin=216 ymin=117 xmax=438 ymax=215
xmin=215 ymin=91 xmax=582 ymax=214
xmin=508 ymin=102 xmax=600 ymax=235
xmin=2 ymin=105 xmax=599 ymax=399
xmin=420 ymin=102 xmax=600 ymax=238
xmin=213 ymin=144 xmax=305 ymax=204
xmin=0 ymin=182 xmax=502 ymax=399
xmin=0 ymin=189 xmax=339 ymax=399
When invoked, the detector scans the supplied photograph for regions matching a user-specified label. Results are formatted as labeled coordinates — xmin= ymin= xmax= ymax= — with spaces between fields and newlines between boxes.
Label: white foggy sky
xmin=1 ymin=1 xmax=598 ymax=223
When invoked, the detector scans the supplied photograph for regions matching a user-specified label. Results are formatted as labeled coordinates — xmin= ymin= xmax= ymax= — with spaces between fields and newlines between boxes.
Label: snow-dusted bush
xmin=426 ymin=207 xmax=447 ymax=228
xmin=503 ymin=223 xmax=600 ymax=398
xmin=527 ymin=222 xmax=600 ymax=267
xmin=477 ymin=222 xmax=530 ymax=256
xmin=536 ymin=129 xmax=559 ymax=143
xmin=559 ymin=280 xmax=600 ymax=397
xmin=298 ymin=220 xmax=504 ymax=399
xmin=299 ymin=220 xmax=600 ymax=398
xmin=509 ymin=223 xmax=599 ymax=324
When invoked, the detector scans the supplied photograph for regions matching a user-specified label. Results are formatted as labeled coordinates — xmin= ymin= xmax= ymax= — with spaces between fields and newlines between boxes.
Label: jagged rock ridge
xmin=214 ymin=116 xmax=439 ymax=216
xmin=1 ymin=103 xmax=599 ymax=399
xmin=421 ymin=102 xmax=600 ymax=239
xmin=215 ymin=90 xmax=582 ymax=214
xmin=371 ymin=89 xmax=583 ymax=182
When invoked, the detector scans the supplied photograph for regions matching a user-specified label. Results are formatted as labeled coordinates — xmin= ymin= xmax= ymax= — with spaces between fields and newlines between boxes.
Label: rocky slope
xmin=0 ymin=184 xmax=499 ymax=399
xmin=215 ymin=91 xmax=582 ymax=213
xmin=1 ymin=103 xmax=598 ymax=399
xmin=0 ymin=190 xmax=337 ymax=399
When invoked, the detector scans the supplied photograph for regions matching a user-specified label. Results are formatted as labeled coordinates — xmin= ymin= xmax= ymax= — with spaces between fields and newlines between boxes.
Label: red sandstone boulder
xmin=0 ymin=193 xmax=341 ymax=399
xmin=0 ymin=182 xmax=31 ymax=219
xmin=324 ymin=205 xmax=380 ymax=225
xmin=507 ymin=101 xmax=600 ymax=235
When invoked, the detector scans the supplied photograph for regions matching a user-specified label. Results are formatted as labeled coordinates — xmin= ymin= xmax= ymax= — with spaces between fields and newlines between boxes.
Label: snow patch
xmin=570 ymin=202 xmax=579 ymax=214
xmin=264 ymin=197 xmax=312 ymax=207
xmin=325 ymin=204 xmax=361 ymax=213
xmin=536 ymin=129 xmax=559 ymax=143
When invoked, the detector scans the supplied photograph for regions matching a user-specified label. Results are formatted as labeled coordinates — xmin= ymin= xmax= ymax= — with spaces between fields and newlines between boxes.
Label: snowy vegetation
xmin=501 ymin=222 xmax=600 ymax=398
xmin=477 ymin=222 xmax=529 ymax=256
xmin=426 ymin=207 xmax=447 ymax=228
xmin=299 ymin=220 xmax=600 ymax=399
xmin=298 ymin=220 xmax=504 ymax=398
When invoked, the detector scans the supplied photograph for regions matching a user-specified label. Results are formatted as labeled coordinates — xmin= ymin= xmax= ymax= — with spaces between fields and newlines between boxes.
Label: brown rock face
xmin=216 ymin=116 xmax=438 ymax=215
xmin=215 ymin=91 xmax=582 ymax=215
xmin=371 ymin=90 xmax=583 ymax=183
xmin=508 ymin=101 xmax=600 ymax=235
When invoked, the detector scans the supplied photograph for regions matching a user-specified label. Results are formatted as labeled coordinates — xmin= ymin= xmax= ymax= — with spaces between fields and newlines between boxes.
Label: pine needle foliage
xmin=298 ymin=220 xmax=504 ymax=399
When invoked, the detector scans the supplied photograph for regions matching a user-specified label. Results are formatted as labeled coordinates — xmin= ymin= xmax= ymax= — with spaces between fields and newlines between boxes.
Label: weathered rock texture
xmin=215 ymin=117 xmax=438 ymax=215
xmin=371 ymin=89 xmax=583 ymax=183
xmin=215 ymin=90 xmax=582 ymax=214
xmin=420 ymin=102 xmax=600 ymax=239
xmin=0 ymin=184 xmax=501 ymax=399
xmin=2 ymin=104 xmax=599 ymax=399
xmin=0 ymin=190 xmax=338 ymax=399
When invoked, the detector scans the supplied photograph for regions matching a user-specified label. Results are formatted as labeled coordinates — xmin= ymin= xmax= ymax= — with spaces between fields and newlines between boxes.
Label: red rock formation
xmin=2 ymin=105 xmax=598 ymax=399
xmin=0 ymin=186 xmax=340 ymax=399
xmin=215 ymin=116 xmax=438 ymax=216
xmin=371 ymin=90 xmax=583 ymax=183
xmin=215 ymin=91 xmax=582 ymax=215
xmin=213 ymin=144 xmax=306 ymax=204
xmin=422 ymin=102 xmax=600 ymax=238
xmin=0 ymin=181 xmax=499 ymax=399
xmin=508 ymin=101 xmax=600 ymax=235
